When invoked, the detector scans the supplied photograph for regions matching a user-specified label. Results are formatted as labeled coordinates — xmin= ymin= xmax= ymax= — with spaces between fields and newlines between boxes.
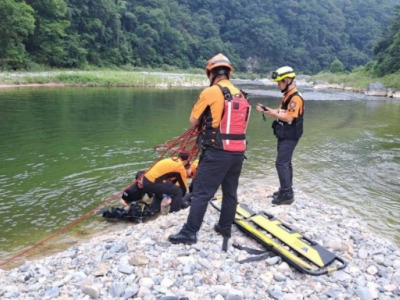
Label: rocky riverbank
xmin=1 ymin=180 xmax=399 ymax=300
xmin=256 ymin=77 xmax=400 ymax=99
xmin=313 ymin=82 xmax=400 ymax=98
xmin=1 ymin=71 xmax=399 ymax=98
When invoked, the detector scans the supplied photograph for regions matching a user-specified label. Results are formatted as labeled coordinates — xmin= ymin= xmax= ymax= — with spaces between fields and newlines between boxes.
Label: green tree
xmin=25 ymin=0 xmax=70 ymax=66
xmin=0 ymin=0 xmax=35 ymax=69
xmin=0 ymin=0 xmax=397 ymax=72
xmin=65 ymin=0 xmax=126 ymax=67
xmin=330 ymin=58 xmax=344 ymax=73
xmin=374 ymin=6 xmax=400 ymax=76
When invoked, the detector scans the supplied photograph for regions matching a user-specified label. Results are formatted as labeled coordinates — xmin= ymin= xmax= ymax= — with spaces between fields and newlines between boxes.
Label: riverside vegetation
xmin=310 ymin=69 xmax=400 ymax=91
xmin=1 ymin=0 xmax=395 ymax=74
xmin=1 ymin=69 xmax=399 ymax=95
xmin=0 ymin=69 xmax=207 ymax=88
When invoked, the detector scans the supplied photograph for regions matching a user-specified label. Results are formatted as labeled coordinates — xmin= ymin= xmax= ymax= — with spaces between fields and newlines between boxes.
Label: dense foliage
xmin=0 ymin=0 xmax=398 ymax=74
xmin=373 ymin=6 xmax=400 ymax=76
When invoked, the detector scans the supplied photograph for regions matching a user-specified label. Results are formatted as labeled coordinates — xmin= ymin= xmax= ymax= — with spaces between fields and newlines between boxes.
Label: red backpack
xmin=216 ymin=85 xmax=251 ymax=152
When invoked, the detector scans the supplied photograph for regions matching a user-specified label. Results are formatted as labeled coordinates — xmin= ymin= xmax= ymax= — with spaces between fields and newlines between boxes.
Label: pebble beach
xmin=1 ymin=180 xmax=399 ymax=300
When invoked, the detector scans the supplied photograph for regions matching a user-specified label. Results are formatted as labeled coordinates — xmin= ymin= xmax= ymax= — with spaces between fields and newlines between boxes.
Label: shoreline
xmin=1 ymin=71 xmax=399 ymax=98
xmin=1 ymin=181 xmax=399 ymax=299
xmin=0 ymin=81 xmax=398 ymax=99
xmin=0 ymin=83 xmax=66 ymax=89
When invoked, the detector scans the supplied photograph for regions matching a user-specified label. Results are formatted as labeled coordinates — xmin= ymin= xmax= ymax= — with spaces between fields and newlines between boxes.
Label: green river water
xmin=0 ymin=84 xmax=399 ymax=266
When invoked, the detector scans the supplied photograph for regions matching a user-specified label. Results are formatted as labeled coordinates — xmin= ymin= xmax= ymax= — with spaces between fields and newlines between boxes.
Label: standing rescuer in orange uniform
xmin=168 ymin=53 xmax=251 ymax=249
xmin=256 ymin=66 xmax=304 ymax=205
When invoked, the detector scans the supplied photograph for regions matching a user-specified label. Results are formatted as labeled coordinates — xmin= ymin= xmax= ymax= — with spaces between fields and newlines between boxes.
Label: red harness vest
xmin=201 ymin=85 xmax=251 ymax=153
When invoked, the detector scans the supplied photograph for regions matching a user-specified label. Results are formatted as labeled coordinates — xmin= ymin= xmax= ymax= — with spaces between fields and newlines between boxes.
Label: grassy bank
xmin=310 ymin=68 xmax=400 ymax=90
xmin=0 ymin=69 xmax=208 ymax=88
xmin=1 ymin=68 xmax=399 ymax=90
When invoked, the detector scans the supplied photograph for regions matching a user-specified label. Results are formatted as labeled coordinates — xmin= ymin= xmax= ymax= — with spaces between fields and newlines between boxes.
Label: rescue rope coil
xmin=154 ymin=124 xmax=202 ymax=162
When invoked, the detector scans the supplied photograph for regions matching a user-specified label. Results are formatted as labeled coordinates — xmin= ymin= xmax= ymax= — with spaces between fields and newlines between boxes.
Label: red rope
xmin=0 ymin=125 xmax=202 ymax=268
xmin=154 ymin=124 xmax=202 ymax=162
xmin=0 ymin=185 xmax=133 ymax=268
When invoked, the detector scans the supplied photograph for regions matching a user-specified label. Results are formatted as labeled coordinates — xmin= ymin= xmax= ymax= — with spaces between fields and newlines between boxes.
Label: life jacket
xmin=201 ymin=85 xmax=251 ymax=152
xmin=272 ymin=91 xmax=304 ymax=140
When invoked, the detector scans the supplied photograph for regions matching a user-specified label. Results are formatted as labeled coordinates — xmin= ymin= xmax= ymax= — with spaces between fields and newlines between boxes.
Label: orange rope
xmin=0 ymin=125 xmax=202 ymax=268
xmin=154 ymin=124 xmax=202 ymax=162
xmin=0 ymin=184 xmax=134 ymax=268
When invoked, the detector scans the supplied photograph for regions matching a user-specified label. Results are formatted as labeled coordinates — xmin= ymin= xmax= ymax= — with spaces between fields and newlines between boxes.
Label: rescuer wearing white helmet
xmin=256 ymin=66 xmax=304 ymax=205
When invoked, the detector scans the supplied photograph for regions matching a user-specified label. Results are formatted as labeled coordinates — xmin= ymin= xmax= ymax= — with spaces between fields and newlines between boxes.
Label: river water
xmin=0 ymin=84 xmax=399 ymax=265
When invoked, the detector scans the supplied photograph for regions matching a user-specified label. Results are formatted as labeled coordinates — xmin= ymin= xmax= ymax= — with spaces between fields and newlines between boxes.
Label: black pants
xmin=184 ymin=149 xmax=244 ymax=237
xmin=276 ymin=138 xmax=299 ymax=193
xmin=142 ymin=177 xmax=183 ymax=212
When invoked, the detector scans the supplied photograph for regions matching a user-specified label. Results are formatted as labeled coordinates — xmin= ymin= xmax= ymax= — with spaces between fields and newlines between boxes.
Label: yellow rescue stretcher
xmin=210 ymin=198 xmax=348 ymax=276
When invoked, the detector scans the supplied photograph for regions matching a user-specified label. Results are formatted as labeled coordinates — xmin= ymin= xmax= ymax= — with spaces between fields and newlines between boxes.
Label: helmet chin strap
xmin=209 ymin=74 xmax=216 ymax=86
xmin=210 ymin=73 xmax=229 ymax=86
xmin=280 ymin=78 xmax=294 ymax=93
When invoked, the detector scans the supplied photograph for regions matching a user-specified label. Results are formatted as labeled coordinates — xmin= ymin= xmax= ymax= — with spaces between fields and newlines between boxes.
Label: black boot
xmin=168 ymin=226 xmax=197 ymax=245
xmin=272 ymin=190 xmax=294 ymax=205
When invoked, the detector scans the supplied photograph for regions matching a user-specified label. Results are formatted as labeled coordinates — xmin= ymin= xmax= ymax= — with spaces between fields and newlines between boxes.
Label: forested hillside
xmin=373 ymin=5 xmax=400 ymax=76
xmin=0 ymin=0 xmax=398 ymax=74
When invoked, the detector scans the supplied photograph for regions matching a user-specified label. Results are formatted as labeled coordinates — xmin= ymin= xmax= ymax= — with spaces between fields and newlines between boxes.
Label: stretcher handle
xmin=284 ymin=254 xmax=348 ymax=276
